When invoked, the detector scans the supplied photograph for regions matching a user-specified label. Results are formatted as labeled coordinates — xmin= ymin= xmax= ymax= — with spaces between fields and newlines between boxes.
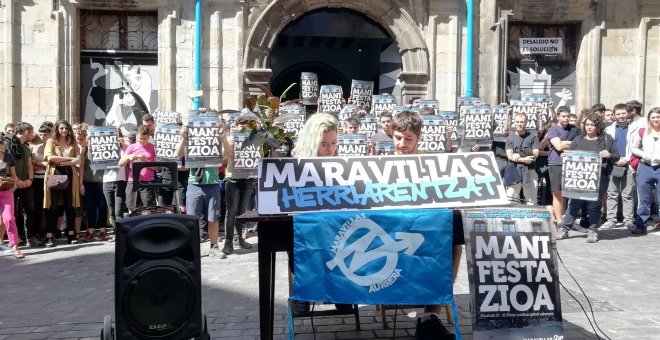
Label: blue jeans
xmin=635 ymin=163 xmax=660 ymax=230
xmin=223 ymin=178 xmax=255 ymax=245
xmin=562 ymin=176 xmax=609 ymax=230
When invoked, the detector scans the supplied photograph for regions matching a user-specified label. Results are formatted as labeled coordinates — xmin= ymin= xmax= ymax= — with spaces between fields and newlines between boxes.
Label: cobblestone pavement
xmin=1 ymin=223 xmax=659 ymax=339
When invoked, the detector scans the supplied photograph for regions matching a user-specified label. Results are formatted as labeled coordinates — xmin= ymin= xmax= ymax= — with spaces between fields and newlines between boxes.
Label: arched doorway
xmin=243 ymin=1 xmax=430 ymax=104
xmin=269 ymin=8 xmax=398 ymax=102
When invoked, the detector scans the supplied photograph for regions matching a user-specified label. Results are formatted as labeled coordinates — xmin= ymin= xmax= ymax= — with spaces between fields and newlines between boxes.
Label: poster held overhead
xmin=154 ymin=125 xmax=183 ymax=163
xmin=371 ymin=94 xmax=397 ymax=117
xmin=419 ymin=115 xmax=448 ymax=153
xmin=492 ymin=104 xmax=511 ymax=142
xmin=300 ymin=72 xmax=319 ymax=106
xmin=232 ymin=131 xmax=261 ymax=179
xmin=349 ymin=80 xmax=374 ymax=111
xmin=319 ymin=85 xmax=343 ymax=115
xmin=185 ymin=112 xmax=222 ymax=168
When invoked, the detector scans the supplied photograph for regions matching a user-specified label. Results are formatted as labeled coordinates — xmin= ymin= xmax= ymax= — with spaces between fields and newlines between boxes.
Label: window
xmin=473 ymin=220 xmax=487 ymax=232
xmin=80 ymin=10 xmax=157 ymax=52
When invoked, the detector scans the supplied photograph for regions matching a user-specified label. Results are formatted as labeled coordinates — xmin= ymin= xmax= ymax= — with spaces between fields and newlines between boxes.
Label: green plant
xmin=241 ymin=83 xmax=299 ymax=156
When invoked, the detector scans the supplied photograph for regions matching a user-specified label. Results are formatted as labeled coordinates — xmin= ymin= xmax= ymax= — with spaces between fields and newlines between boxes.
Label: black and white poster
xmin=300 ymin=72 xmax=319 ymax=106
xmin=338 ymin=104 xmax=358 ymax=132
xmin=439 ymin=111 xmax=459 ymax=152
xmin=419 ymin=115 xmax=447 ymax=153
xmin=371 ymin=94 xmax=397 ymax=117
xmin=257 ymin=152 xmax=509 ymax=214
xmin=457 ymin=96 xmax=482 ymax=112
xmin=87 ymin=127 xmax=120 ymax=170
xmin=492 ymin=105 xmax=511 ymax=142
xmin=373 ymin=140 xmax=395 ymax=155
xmin=155 ymin=125 xmax=182 ymax=162
xmin=186 ymin=113 xmax=222 ymax=168
xmin=153 ymin=111 xmax=181 ymax=126
xmin=358 ymin=114 xmax=378 ymax=139
xmin=462 ymin=106 xmax=493 ymax=147
xmin=394 ymin=106 xmax=418 ymax=116
xmin=349 ymin=80 xmax=374 ymax=111
xmin=561 ymin=150 xmax=601 ymax=201
xmin=277 ymin=105 xmax=306 ymax=138
xmin=510 ymin=100 xmax=541 ymax=134
xmin=523 ymin=93 xmax=552 ymax=126
xmin=337 ymin=134 xmax=369 ymax=157
xmin=462 ymin=207 xmax=564 ymax=340
xmin=319 ymin=85 xmax=343 ymax=114
xmin=232 ymin=132 xmax=261 ymax=179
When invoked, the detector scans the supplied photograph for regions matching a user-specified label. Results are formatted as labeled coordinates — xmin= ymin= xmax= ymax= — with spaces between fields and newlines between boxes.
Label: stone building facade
xmin=1 ymin=0 xmax=659 ymax=126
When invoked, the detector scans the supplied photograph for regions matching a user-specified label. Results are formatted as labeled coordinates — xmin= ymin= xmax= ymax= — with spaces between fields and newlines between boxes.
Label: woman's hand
xmin=600 ymin=150 xmax=611 ymax=158
xmin=79 ymin=184 xmax=85 ymax=195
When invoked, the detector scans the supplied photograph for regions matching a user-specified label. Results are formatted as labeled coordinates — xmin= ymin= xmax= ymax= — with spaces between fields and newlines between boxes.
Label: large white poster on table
xmin=257 ymin=152 xmax=509 ymax=214
xmin=88 ymin=127 xmax=120 ymax=170
xmin=462 ymin=207 xmax=564 ymax=340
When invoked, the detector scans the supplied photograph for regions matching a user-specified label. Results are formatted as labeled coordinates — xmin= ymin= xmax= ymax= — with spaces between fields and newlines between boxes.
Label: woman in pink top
xmin=119 ymin=125 xmax=156 ymax=213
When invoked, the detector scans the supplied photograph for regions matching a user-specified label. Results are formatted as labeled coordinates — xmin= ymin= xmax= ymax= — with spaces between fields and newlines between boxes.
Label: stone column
xmin=0 ymin=1 xmax=19 ymax=123
xmin=158 ymin=6 xmax=178 ymax=111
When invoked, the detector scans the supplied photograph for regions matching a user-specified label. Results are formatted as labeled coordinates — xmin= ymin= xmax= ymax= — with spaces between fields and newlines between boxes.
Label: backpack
xmin=630 ymin=128 xmax=646 ymax=170
xmin=3 ymin=133 xmax=23 ymax=159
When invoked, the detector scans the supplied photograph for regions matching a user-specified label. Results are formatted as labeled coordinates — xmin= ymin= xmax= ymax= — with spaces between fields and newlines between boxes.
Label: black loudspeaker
xmin=115 ymin=214 xmax=202 ymax=339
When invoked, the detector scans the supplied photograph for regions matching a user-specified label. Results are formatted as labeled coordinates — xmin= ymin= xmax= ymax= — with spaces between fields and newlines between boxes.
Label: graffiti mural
xmin=80 ymin=57 xmax=158 ymax=136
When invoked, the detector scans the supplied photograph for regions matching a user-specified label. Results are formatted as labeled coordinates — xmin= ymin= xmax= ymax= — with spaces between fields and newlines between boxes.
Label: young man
xmin=546 ymin=106 xmax=578 ymax=226
xmin=13 ymin=123 xmax=38 ymax=246
xmin=505 ymin=113 xmax=540 ymax=205
xmin=369 ymin=111 xmax=394 ymax=155
xmin=343 ymin=117 xmax=360 ymax=134
xmin=603 ymin=104 xmax=635 ymax=229
xmin=392 ymin=111 xmax=463 ymax=339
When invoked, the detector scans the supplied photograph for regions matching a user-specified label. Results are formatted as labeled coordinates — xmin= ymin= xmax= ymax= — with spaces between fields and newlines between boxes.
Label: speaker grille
xmin=123 ymin=266 xmax=196 ymax=337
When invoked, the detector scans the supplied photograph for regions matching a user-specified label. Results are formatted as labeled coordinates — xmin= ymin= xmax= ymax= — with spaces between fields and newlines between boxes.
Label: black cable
xmin=310 ymin=302 xmax=316 ymax=340
xmin=557 ymin=250 xmax=613 ymax=340
xmin=391 ymin=306 xmax=398 ymax=340
xmin=558 ymin=281 xmax=600 ymax=340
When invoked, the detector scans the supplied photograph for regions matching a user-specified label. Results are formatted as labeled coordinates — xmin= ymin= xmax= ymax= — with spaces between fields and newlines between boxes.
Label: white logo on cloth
xmin=326 ymin=215 xmax=424 ymax=292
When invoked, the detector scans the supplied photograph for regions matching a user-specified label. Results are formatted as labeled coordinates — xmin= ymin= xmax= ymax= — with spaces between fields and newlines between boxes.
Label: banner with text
xmin=561 ymin=150 xmax=601 ymax=201
xmin=319 ymin=85 xmax=343 ymax=114
xmin=301 ymin=72 xmax=319 ymax=106
xmin=520 ymin=37 xmax=563 ymax=55
xmin=257 ymin=152 xmax=509 ymax=214
xmin=155 ymin=125 xmax=182 ymax=162
xmin=186 ymin=113 xmax=222 ymax=168
xmin=88 ymin=127 xmax=120 ymax=170
xmin=462 ymin=207 xmax=564 ymax=340
xmin=337 ymin=134 xmax=369 ymax=157
xmin=232 ymin=131 xmax=261 ymax=179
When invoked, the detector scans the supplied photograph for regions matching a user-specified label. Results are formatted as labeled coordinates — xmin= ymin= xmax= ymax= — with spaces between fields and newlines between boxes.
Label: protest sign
xmin=393 ymin=106 xmax=418 ymax=116
xmin=419 ymin=115 xmax=447 ymax=153
xmin=349 ymin=80 xmax=374 ymax=111
xmin=371 ymin=94 xmax=397 ymax=117
xmin=300 ymin=72 xmax=319 ymax=106
xmin=277 ymin=105 xmax=306 ymax=137
xmin=462 ymin=207 xmax=564 ymax=340
xmin=153 ymin=110 xmax=181 ymax=125
xmin=88 ymin=127 xmax=120 ymax=170
xmin=358 ymin=114 xmax=378 ymax=139
xmin=561 ymin=150 xmax=601 ymax=201
xmin=492 ymin=104 xmax=510 ymax=142
xmin=232 ymin=131 xmax=261 ymax=179
xmin=510 ymin=100 xmax=541 ymax=134
xmin=523 ymin=93 xmax=552 ymax=126
xmin=337 ymin=134 xmax=369 ymax=157
xmin=439 ymin=111 xmax=459 ymax=152
xmin=319 ymin=85 xmax=343 ymax=114
xmin=462 ymin=106 xmax=493 ymax=147
xmin=520 ymin=37 xmax=563 ymax=54
xmin=257 ymin=152 xmax=509 ymax=214
xmin=337 ymin=104 xmax=358 ymax=132
xmin=186 ymin=113 xmax=222 ymax=168
xmin=458 ymin=96 xmax=482 ymax=112
xmin=154 ymin=125 xmax=182 ymax=162
xmin=373 ymin=140 xmax=395 ymax=155
xmin=418 ymin=100 xmax=439 ymax=115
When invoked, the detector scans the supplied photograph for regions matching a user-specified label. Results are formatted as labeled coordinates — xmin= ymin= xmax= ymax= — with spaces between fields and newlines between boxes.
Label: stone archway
xmin=242 ymin=0 xmax=430 ymax=103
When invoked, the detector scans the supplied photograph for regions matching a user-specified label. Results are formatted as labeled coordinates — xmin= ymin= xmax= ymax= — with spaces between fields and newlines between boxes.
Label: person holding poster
xmin=221 ymin=115 xmax=258 ymax=256
xmin=76 ymin=124 xmax=109 ymax=242
xmin=119 ymin=125 xmax=157 ymax=213
xmin=391 ymin=111 xmax=463 ymax=339
xmin=630 ymin=108 xmax=660 ymax=235
xmin=175 ymin=124 xmax=224 ymax=259
xmin=545 ymin=107 xmax=578 ymax=226
xmin=369 ymin=111 xmax=394 ymax=155
xmin=557 ymin=114 xmax=619 ymax=243
xmin=505 ymin=113 xmax=540 ymax=205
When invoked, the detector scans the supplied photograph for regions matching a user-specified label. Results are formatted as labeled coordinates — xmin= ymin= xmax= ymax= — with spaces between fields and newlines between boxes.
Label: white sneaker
xmin=0 ymin=243 xmax=12 ymax=256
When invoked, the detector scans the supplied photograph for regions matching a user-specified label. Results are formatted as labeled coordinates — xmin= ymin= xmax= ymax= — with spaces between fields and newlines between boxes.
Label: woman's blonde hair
xmin=293 ymin=112 xmax=338 ymax=157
